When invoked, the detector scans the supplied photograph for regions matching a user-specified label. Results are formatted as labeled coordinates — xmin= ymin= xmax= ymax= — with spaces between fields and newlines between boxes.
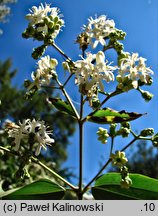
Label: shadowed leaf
xmin=48 ymin=97 xmax=76 ymax=118
xmin=0 ymin=179 xmax=65 ymax=200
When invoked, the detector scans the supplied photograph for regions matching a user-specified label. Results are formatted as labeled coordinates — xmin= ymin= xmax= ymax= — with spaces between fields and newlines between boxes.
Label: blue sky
xmin=0 ymin=0 xmax=158 ymax=185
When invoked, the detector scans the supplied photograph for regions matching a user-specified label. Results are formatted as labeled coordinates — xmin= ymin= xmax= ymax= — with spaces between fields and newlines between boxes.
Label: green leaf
xmin=0 ymin=179 xmax=65 ymax=200
xmin=87 ymin=108 xmax=144 ymax=124
xmin=92 ymin=173 xmax=158 ymax=200
xmin=48 ymin=97 xmax=76 ymax=118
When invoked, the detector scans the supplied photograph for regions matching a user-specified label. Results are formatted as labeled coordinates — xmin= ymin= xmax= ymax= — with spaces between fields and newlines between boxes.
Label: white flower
xmin=7 ymin=119 xmax=54 ymax=156
xmin=111 ymin=151 xmax=128 ymax=167
xmin=83 ymin=15 xmax=116 ymax=48
xmin=8 ymin=120 xmax=29 ymax=151
xmin=29 ymin=55 xmax=58 ymax=90
xmin=74 ymin=51 xmax=116 ymax=97
xmin=118 ymin=53 xmax=153 ymax=89
xmin=26 ymin=3 xmax=51 ymax=25
xmin=25 ymin=3 xmax=64 ymax=39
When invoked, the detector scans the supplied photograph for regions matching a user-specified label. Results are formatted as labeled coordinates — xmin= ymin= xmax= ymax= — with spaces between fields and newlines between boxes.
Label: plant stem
xmin=41 ymin=85 xmax=60 ymax=90
xmin=138 ymin=136 xmax=153 ymax=141
xmin=51 ymin=42 xmax=73 ymax=63
xmin=110 ymin=137 xmax=114 ymax=155
xmin=103 ymin=44 xmax=113 ymax=52
xmin=63 ymin=73 xmax=74 ymax=88
xmin=0 ymin=146 xmax=19 ymax=156
xmin=56 ymin=78 xmax=80 ymax=120
xmin=82 ymin=158 xmax=112 ymax=194
xmin=31 ymin=157 xmax=77 ymax=190
xmin=78 ymin=94 xmax=84 ymax=199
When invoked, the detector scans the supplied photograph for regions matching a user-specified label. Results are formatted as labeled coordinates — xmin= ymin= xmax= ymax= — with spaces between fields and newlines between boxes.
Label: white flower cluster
xmin=0 ymin=5 xmax=10 ymax=21
xmin=117 ymin=53 xmax=153 ymax=89
xmin=26 ymin=3 xmax=64 ymax=39
xmin=28 ymin=55 xmax=58 ymax=90
xmin=0 ymin=0 xmax=16 ymax=34
xmin=83 ymin=15 xmax=116 ymax=48
xmin=74 ymin=51 xmax=116 ymax=98
xmin=7 ymin=119 xmax=54 ymax=156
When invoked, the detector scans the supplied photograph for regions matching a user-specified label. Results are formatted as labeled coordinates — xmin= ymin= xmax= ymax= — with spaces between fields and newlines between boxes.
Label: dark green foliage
xmin=0 ymin=179 xmax=65 ymax=200
xmin=48 ymin=97 xmax=76 ymax=118
xmin=92 ymin=173 xmax=158 ymax=200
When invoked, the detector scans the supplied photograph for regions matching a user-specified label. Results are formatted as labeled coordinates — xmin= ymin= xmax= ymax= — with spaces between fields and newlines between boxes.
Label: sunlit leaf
xmin=92 ymin=173 xmax=158 ymax=200
xmin=0 ymin=179 xmax=65 ymax=200
xmin=87 ymin=108 xmax=144 ymax=124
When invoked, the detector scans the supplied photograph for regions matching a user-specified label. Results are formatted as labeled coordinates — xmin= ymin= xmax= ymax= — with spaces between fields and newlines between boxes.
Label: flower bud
xmin=48 ymin=21 xmax=54 ymax=29
xmin=140 ymin=128 xmax=154 ymax=137
xmin=117 ymin=30 xmax=126 ymax=40
xmin=109 ymin=30 xmax=126 ymax=41
xmin=120 ymin=166 xmax=129 ymax=179
xmin=109 ymin=123 xmax=117 ymax=137
xmin=54 ymin=24 xmax=60 ymax=30
xmin=121 ymin=122 xmax=131 ymax=129
xmin=32 ymin=45 xmax=46 ymax=60
xmin=24 ymin=79 xmax=32 ymax=88
xmin=117 ymin=127 xmax=130 ymax=137
xmin=120 ymin=176 xmax=132 ymax=189
xmin=92 ymin=96 xmax=100 ymax=109
xmin=97 ymin=127 xmax=109 ymax=144
xmin=22 ymin=26 xmax=35 ymax=38
xmin=116 ymin=76 xmax=133 ymax=92
xmin=54 ymin=16 xmax=59 ymax=23
xmin=146 ymin=77 xmax=153 ymax=86
xmin=138 ymin=77 xmax=153 ymax=86
xmin=113 ymin=41 xmax=124 ymax=53
xmin=140 ymin=90 xmax=153 ymax=102
xmin=22 ymin=30 xmax=30 ymax=39
xmin=43 ymin=17 xmax=50 ymax=24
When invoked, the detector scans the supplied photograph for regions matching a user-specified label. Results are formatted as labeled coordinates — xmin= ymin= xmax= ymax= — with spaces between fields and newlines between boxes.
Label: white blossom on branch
xmin=25 ymin=3 xmax=64 ymax=40
xmin=28 ymin=55 xmax=58 ymax=90
xmin=74 ymin=51 xmax=116 ymax=98
xmin=117 ymin=52 xmax=153 ymax=89
xmin=7 ymin=119 xmax=55 ymax=156
xmin=83 ymin=15 xmax=116 ymax=48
